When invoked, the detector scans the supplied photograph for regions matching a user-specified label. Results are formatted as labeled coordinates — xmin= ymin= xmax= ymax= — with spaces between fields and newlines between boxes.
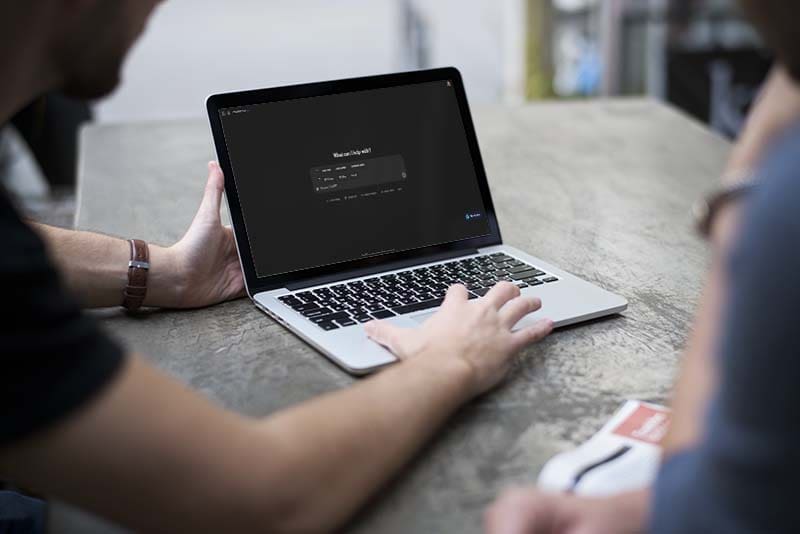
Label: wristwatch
xmin=122 ymin=239 xmax=150 ymax=310
xmin=692 ymin=171 xmax=758 ymax=238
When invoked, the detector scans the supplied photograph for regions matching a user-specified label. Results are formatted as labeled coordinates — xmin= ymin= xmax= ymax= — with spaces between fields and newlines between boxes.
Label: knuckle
xmin=532 ymin=325 xmax=550 ymax=341
xmin=498 ymin=280 xmax=515 ymax=292
xmin=524 ymin=327 xmax=541 ymax=340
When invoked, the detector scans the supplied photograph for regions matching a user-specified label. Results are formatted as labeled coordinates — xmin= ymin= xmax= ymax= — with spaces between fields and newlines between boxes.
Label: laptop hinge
xmin=286 ymin=248 xmax=479 ymax=291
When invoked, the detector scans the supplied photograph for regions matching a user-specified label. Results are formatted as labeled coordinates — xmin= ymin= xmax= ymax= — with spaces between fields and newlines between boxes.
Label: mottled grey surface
xmin=67 ymin=99 xmax=727 ymax=533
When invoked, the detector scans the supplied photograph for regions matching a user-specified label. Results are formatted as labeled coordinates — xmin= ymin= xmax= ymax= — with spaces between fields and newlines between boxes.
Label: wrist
xmin=404 ymin=350 xmax=478 ymax=401
xmin=693 ymin=170 xmax=756 ymax=241
xmin=142 ymin=244 xmax=185 ymax=308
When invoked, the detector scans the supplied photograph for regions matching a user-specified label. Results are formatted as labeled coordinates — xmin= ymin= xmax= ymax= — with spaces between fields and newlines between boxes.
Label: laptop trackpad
xmin=411 ymin=312 xmax=436 ymax=324
xmin=410 ymin=310 xmax=541 ymax=329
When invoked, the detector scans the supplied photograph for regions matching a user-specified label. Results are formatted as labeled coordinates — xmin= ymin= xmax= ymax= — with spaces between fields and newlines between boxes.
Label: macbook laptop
xmin=207 ymin=67 xmax=627 ymax=374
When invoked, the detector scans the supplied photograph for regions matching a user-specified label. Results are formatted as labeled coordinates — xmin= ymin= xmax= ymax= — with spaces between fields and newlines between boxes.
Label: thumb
xmin=364 ymin=320 xmax=410 ymax=358
xmin=199 ymin=161 xmax=224 ymax=220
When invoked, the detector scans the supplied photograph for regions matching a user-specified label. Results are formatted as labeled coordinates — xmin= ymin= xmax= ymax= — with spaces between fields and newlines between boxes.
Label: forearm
xmin=1 ymin=355 xmax=474 ymax=534
xmin=662 ymin=185 xmax=742 ymax=455
xmin=247 ymin=356 xmax=473 ymax=532
xmin=30 ymin=223 xmax=182 ymax=308
xmin=661 ymin=266 xmax=722 ymax=454
xmin=726 ymin=66 xmax=800 ymax=174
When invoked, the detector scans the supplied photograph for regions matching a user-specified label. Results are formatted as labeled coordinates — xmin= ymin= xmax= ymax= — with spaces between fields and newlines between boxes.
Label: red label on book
xmin=612 ymin=404 xmax=671 ymax=445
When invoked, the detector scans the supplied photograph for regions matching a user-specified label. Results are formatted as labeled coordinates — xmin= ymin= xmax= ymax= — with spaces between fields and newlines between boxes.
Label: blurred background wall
xmin=1 ymin=0 xmax=774 ymax=209
xmin=97 ymin=0 xmax=768 ymax=132
xmin=96 ymin=0 xmax=528 ymax=122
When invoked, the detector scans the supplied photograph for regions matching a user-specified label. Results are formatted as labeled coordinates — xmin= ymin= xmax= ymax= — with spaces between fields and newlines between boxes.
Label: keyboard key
xmin=473 ymin=287 xmax=491 ymax=297
xmin=302 ymin=307 xmax=332 ymax=318
xmin=371 ymin=309 xmax=396 ymax=319
xmin=523 ymin=278 xmax=544 ymax=286
xmin=354 ymin=315 xmax=372 ymax=323
xmin=491 ymin=257 xmax=512 ymax=264
xmin=296 ymin=291 xmax=316 ymax=302
xmin=543 ymin=276 xmax=559 ymax=283
xmin=392 ymin=297 xmax=444 ymax=315
xmin=291 ymin=302 xmax=322 ymax=313
xmin=310 ymin=311 xmax=351 ymax=324
xmin=318 ymin=321 xmax=339 ymax=331
xmin=507 ymin=264 xmax=534 ymax=274
xmin=510 ymin=270 xmax=540 ymax=281
xmin=337 ymin=318 xmax=357 ymax=327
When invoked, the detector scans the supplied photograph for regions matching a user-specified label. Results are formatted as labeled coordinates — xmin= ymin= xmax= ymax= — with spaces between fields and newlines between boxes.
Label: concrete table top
xmin=69 ymin=99 xmax=728 ymax=533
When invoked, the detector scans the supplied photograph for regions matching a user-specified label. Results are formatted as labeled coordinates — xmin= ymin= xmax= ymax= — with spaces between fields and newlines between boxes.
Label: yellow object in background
xmin=526 ymin=0 xmax=555 ymax=100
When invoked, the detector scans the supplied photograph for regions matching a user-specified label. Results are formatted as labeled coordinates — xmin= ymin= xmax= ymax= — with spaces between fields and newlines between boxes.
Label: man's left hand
xmin=158 ymin=161 xmax=245 ymax=308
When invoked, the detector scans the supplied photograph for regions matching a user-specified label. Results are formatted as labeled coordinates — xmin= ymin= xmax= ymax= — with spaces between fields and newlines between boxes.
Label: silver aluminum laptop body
xmin=252 ymin=245 xmax=626 ymax=374
xmin=208 ymin=68 xmax=627 ymax=375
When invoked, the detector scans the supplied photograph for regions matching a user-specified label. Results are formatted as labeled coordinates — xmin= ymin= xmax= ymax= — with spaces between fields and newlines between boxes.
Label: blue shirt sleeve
xmin=649 ymin=123 xmax=800 ymax=533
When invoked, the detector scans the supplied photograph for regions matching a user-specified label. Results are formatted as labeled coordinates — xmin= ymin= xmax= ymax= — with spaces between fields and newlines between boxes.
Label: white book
xmin=538 ymin=400 xmax=671 ymax=497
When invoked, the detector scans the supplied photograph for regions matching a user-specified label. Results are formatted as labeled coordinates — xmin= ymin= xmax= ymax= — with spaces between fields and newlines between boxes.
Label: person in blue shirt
xmin=485 ymin=2 xmax=800 ymax=532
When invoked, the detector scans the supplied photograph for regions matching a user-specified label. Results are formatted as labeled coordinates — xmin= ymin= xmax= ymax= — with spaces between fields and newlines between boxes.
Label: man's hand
xmin=31 ymin=162 xmax=245 ymax=309
xmin=365 ymin=282 xmax=553 ymax=396
xmin=159 ymin=161 xmax=245 ymax=308
xmin=484 ymin=488 xmax=650 ymax=534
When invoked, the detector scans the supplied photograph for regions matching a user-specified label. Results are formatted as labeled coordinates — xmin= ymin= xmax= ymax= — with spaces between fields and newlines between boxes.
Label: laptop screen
xmin=219 ymin=79 xmax=491 ymax=278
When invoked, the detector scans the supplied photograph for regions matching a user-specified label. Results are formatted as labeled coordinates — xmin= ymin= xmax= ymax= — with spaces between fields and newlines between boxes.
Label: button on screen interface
xmin=310 ymin=154 xmax=407 ymax=194
xmin=220 ymin=80 xmax=490 ymax=277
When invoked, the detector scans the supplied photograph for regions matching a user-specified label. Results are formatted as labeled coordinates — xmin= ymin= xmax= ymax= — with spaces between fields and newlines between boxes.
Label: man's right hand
xmin=364 ymin=282 xmax=553 ymax=396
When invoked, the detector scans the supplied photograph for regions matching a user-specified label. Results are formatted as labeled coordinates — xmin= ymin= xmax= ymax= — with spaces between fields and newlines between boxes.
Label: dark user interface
xmin=220 ymin=80 xmax=490 ymax=278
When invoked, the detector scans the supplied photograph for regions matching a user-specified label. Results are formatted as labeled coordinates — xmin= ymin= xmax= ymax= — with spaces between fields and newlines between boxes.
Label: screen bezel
xmin=206 ymin=67 xmax=502 ymax=294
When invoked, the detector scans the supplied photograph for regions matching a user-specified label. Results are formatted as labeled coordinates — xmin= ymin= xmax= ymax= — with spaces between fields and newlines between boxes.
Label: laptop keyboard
xmin=277 ymin=252 xmax=559 ymax=331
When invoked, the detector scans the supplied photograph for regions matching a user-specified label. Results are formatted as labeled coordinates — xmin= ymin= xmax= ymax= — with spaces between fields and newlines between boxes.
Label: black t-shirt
xmin=1 ymin=190 xmax=125 ymax=446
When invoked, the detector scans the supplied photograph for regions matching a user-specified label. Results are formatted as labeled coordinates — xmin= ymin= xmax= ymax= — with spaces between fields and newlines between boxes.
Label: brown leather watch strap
xmin=122 ymin=239 xmax=150 ymax=310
